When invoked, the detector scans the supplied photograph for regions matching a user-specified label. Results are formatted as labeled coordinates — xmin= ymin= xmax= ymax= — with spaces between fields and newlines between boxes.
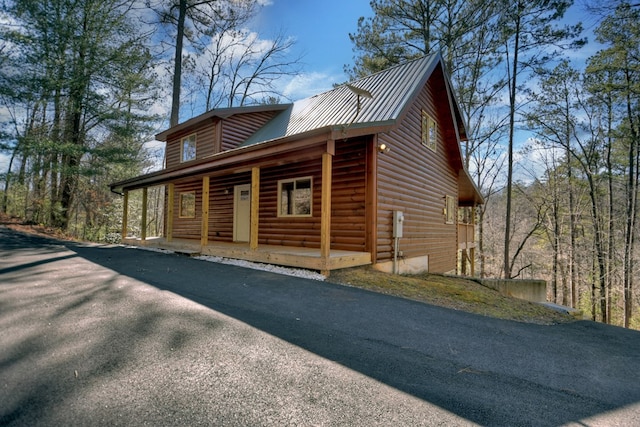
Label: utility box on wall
xmin=393 ymin=211 xmax=404 ymax=238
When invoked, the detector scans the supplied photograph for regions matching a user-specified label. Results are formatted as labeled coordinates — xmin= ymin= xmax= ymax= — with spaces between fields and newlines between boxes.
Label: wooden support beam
xmin=250 ymin=167 xmax=260 ymax=250
xmin=141 ymin=188 xmax=148 ymax=241
xmin=121 ymin=190 xmax=129 ymax=240
xmin=365 ymin=136 xmax=378 ymax=263
xmin=166 ymin=183 xmax=174 ymax=242
xmin=470 ymin=206 xmax=476 ymax=276
xmin=201 ymin=176 xmax=210 ymax=246
xmin=320 ymin=150 xmax=333 ymax=274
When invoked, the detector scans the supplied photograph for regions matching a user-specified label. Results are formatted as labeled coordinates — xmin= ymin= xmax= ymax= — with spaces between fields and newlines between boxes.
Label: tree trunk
xmin=504 ymin=8 xmax=521 ymax=279
xmin=170 ymin=0 xmax=187 ymax=127
xmin=623 ymin=72 xmax=639 ymax=328
xmin=586 ymin=173 xmax=608 ymax=323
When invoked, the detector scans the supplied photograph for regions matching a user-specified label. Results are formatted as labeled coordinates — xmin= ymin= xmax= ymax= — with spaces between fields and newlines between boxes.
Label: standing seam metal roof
xmin=240 ymin=54 xmax=440 ymax=147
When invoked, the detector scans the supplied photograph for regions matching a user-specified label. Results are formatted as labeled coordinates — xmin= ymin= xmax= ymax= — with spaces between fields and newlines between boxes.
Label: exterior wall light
xmin=378 ymin=143 xmax=391 ymax=154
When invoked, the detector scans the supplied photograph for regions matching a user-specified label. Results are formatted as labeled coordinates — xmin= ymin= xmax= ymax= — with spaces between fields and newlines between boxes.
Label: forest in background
xmin=1 ymin=0 xmax=639 ymax=328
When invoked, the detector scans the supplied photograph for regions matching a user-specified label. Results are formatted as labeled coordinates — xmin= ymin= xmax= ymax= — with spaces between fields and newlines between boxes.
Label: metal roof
xmin=155 ymin=103 xmax=291 ymax=142
xmin=240 ymin=53 xmax=441 ymax=147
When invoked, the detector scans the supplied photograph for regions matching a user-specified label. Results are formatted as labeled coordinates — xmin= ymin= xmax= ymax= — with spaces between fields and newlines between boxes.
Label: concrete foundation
xmin=474 ymin=278 xmax=547 ymax=303
xmin=374 ymin=255 xmax=429 ymax=275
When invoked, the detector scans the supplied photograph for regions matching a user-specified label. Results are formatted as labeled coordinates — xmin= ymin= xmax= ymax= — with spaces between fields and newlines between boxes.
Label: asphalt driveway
xmin=1 ymin=226 xmax=639 ymax=426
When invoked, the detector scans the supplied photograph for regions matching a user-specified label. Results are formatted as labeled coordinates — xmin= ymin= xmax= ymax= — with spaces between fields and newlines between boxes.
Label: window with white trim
xmin=278 ymin=177 xmax=312 ymax=217
xmin=421 ymin=110 xmax=437 ymax=151
xmin=181 ymin=134 xmax=197 ymax=162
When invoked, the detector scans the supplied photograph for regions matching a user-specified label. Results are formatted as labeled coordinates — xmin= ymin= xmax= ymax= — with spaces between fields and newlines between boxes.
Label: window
xmin=445 ymin=195 xmax=456 ymax=224
xmin=179 ymin=192 xmax=196 ymax=218
xmin=278 ymin=177 xmax=312 ymax=217
xmin=421 ymin=110 xmax=437 ymax=151
xmin=181 ymin=134 xmax=197 ymax=162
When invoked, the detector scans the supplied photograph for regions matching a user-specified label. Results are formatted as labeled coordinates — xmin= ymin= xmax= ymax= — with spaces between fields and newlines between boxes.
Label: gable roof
xmin=241 ymin=53 xmax=448 ymax=147
xmin=113 ymin=53 xmax=482 ymax=204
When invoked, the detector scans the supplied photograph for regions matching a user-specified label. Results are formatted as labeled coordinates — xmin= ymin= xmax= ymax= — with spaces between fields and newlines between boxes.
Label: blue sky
xmin=252 ymin=0 xmax=598 ymax=101
xmin=0 ymin=1 xmax=604 ymax=174
xmin=252 ymin=0 xmax=372 ymax=99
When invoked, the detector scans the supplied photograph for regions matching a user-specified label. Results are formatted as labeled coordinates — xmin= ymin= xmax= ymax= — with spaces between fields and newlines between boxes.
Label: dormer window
xmin=181 ymin=134 xmax=197 ymax=162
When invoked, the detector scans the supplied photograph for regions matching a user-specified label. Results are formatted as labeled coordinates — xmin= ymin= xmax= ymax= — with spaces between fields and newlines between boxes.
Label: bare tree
xmin=497 ymin=0 xmax=584 ymax=279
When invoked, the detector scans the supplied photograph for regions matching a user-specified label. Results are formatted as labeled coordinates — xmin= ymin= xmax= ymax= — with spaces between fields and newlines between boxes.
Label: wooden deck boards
xmin=123 ymin=237 xmax=371 ymax=274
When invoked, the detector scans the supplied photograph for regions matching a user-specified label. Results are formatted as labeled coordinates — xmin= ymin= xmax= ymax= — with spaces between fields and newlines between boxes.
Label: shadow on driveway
xmin=2 ymin=228 xmax=640 ymax=426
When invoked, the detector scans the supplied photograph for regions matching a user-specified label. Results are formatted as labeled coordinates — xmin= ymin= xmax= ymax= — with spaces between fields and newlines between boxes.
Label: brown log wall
xmin=169 ymin=137 xmax=368 ymax=251
xmin=164 ymin=111 xmax=278 ymax=168
xmin=221 ymin=111 xmax=277 ymax=151
xmin=171 ymin=180 xmax=204 ymax=240
xmin=165 ymin=121 xmax=218 ymax=168
xmin=376 ymin=69 xmax=459 ymax=273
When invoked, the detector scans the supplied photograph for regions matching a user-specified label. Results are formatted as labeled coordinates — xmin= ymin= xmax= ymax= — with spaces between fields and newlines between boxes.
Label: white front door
xmin=233 ymin=184 xmax=251 ymax=242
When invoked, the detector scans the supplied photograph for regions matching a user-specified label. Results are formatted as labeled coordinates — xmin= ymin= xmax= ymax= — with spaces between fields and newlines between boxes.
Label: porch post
xmin=166 ymin=183 xmax=174 ymax=242
xmin=201 ymin=176 xmax=210 ymax=246
xmin=121 ymin=190 xmax=129 ymax=240
xmin=470 ymin=205 xmax=476 ymax=276
xmin=321 ymin=144 xmax=334 ymax=274
xmin=141 ymin=187 xmax=148 ymax=241
xmin=250 ymin=167 xmax=260 ymax=250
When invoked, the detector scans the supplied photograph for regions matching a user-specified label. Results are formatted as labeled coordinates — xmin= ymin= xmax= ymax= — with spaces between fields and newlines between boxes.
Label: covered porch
xmin=125 ymin=237 xmax=372 ymax=273
xmin=114 ymin=136 xmax=376 ymax=276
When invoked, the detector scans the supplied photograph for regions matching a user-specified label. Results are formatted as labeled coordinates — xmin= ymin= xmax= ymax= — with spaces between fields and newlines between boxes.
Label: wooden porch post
xmin=201 ymin=176 xmax=210 ymax=246
xmin=366 ymin=136 xmax=378 ymax=263
xmin=121 ymin=190 xmax=129 ymax=240
xmin=166 ymin=183 xmax=174 ymax=242
xmin=250 ymin=167 xmax=260 ymax=250
xmin=141 ymin=188 xmax=148 ymax=240
xmin=321 ymin=143 xmax=334 ymax=275
xmin=470 ymin=206 xmax=476 ymax=276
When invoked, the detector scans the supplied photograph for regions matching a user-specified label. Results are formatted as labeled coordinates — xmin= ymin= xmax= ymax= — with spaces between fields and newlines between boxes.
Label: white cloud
xmin=281 ymin=71 xmax=338 ymax=100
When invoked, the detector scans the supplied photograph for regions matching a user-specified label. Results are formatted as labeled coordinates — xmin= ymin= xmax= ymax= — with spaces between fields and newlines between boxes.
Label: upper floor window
xmin=181 ymin=134 xmax=197 ymax=162
xmin=421 ymin=110 xmax=437 ymax=151
xmin=278 ymin=177 xmax=312 ymax=217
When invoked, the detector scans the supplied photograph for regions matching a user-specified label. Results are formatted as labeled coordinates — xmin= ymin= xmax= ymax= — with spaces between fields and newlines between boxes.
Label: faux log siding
xmin=376 ymin=73 xmax=458 ymax=273
xmin=258 ymin=159 xmax=323 ymax=247
xmin=207 ymin=172 xmax=251 ymax=242
xmin=195 ymin=138 xmax=367 ymax=250
xmin=165 ymin=121 xmax=218 ymax=168
xmin=256 ymin=139 xmax=367 ymax=250
xmin=171 ymin=180 xmax=203 ymax=240
xmin=164 ymin=111 xmax=278 ymax=168
xmin=221 ymin=111 xmax=279 ymax=151
xmin=330 ymin=138 xmax=367 ymax=251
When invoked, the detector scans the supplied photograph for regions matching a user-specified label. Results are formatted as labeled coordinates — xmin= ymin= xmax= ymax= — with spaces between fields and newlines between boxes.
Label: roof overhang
xmin=458 ymin=168 xmax=484 ymax=206
xmin=110 ymin=124 xmax=382 ymax=194
xmin=155 ymin=104 xmax=292 ymax=142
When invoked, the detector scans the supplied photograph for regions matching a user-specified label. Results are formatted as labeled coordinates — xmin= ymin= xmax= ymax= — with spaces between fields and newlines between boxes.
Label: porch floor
xmin=124 ymin=237 xmax=372 ymax=274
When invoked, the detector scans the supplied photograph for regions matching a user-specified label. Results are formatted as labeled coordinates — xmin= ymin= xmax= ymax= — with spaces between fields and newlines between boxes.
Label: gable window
xmin=179 ymin=192 xmax=196 ymax=218
xmin=421 ymin=110 xmax=437 ymax=151
xmin=445 ymin=195 xmax=456 ymax=224
xmin=181 ymin=134 xmax=197 ymax=162
xmin=278 ymin=177 xmax=312 ymax=217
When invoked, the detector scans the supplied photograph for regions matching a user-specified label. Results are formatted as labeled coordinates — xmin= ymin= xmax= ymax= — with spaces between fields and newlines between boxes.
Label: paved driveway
xmin=1 ymin=226 xmax=639 ymax=426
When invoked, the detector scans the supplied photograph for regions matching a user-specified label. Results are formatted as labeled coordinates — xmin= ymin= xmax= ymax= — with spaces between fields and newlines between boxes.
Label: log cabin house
xmin=110 ymin=53 xmax=483 ymax=276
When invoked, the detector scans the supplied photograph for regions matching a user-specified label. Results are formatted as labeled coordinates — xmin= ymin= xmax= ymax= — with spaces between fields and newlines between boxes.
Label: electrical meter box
xmin=393 ymin=211 xmax=404 ymax=238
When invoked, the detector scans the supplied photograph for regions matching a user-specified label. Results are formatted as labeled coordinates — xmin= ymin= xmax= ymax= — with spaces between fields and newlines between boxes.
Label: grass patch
xmin=327 ymin=266 xmax=575 ymax=325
